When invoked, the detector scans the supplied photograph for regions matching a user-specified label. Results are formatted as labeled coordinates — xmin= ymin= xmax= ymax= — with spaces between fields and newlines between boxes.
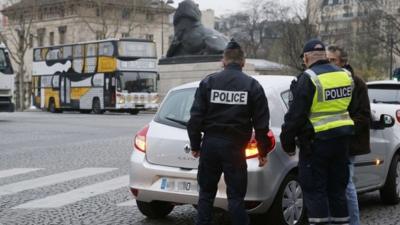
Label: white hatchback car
xmin=130 ymin=76 xmax=399 ymax=225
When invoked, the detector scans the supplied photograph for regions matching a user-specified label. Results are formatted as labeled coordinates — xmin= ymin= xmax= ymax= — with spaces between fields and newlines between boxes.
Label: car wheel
xmin=136 ymin=200 xmax=174 ymax=219
xmin=266 ymin=173 xmax=306 ymax=225
xmin=92 ymin=98 xmax=104 ymax=114
xmin=129 ymin=109 xmax=140 ymax=115
xmin=380 ymin=154 xmax=400 ymax=205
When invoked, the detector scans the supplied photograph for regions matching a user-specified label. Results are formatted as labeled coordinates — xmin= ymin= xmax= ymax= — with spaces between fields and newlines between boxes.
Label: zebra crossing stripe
xmin=0 ymin=168 xmax=43 ymax=179
xmin=0 ymin=168 xmax=117 ymax=197
xmin=117 ymin=199 xmax=137 ymax=207
xmin=13 ymin=175 xmax=129 ymax=209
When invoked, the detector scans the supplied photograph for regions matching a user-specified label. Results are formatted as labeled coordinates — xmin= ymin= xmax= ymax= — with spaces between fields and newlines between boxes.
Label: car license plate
xmin=160 ymin=178 xmax=198 ymax=193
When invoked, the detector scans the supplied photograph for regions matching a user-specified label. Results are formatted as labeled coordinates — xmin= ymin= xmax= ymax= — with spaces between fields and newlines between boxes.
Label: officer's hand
xmin=191 ymin=150 xmax=200 ymax=158
xmin=258 ymin=156 xmax=267 ymax=167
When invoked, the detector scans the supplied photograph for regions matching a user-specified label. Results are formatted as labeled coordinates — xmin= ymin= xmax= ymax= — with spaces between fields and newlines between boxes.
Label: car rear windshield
xmin=368 ymin=84 xmax=400 ymax=104
xmin=155 ymin=88 xmax=196 ymax=128
xmin=155 ymin=87 xmax=284 ymax=129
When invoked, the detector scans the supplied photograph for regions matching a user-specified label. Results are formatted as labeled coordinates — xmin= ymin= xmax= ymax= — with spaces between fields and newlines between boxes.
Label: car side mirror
xmin=371 ymin=114 xmax=395 ymax=130
xmin=380 ymin=114 xmax=395 ymax=127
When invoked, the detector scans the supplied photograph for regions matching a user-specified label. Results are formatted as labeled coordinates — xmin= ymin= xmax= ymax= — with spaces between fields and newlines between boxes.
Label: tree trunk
xmin=17 ymin=63 xmax=25 ymax=111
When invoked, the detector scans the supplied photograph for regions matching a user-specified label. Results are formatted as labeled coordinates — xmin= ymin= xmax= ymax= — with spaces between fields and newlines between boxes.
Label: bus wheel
xmin=48 ymin=98 xmax=61 ymax=113
xmin=92 ymin=98 xmax=104 ymax=114
xmin=129 ymin=109 xmax=140 ymax=115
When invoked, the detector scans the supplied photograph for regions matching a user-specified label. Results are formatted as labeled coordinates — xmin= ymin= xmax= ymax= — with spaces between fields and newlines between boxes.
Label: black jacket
xmin=187 ymin=63 xmax=271 ymax=157
xmin=346 ymin=65 xmax=371 ymax=156
xmin=280 ymin=60 xmax=354 ymax=154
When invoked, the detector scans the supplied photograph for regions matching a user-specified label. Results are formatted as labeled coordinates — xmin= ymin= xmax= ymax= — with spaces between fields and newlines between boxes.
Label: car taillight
xmin=245 ymin=130 xmax=276 ymax=159
xmin=396 ymin=110 xmax=400 ymax=123
xmin=245 ymin=138 xmax=259 ymax=159
xmin=267 ymin=130 xmax=276 ymax=151
xmin=134 ymin=125 xmax=149 ymax=153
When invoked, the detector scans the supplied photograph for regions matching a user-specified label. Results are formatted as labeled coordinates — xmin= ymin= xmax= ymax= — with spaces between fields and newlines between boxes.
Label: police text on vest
xmin=324 ymin=86 xmax=352 ymax=101
xmin=210 ymin=90 xmax=248 ymax=105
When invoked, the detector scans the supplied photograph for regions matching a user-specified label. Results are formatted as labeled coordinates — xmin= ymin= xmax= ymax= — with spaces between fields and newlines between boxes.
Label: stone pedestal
xmin=158 ymin=56 xmax=259 ymax=99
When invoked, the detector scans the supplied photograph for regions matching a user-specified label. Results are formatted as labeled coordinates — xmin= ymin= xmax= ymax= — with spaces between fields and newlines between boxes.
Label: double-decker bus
xmin=0 ymin=44 xmax=15 ymax=112
xmin=32 ymin=38 xmax=159 ymax=114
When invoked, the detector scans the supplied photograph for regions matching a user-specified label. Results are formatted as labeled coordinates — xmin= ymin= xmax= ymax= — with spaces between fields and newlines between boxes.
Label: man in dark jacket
xmin=327 ymin=45 xmax=371 ymax=225
xmin=187 ymin=39 xmax=271 ymax=225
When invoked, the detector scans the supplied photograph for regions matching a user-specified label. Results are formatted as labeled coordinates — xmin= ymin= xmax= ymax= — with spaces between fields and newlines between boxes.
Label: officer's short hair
xmin=327 ymin=45 xmax=348 ymax=64
xmin=224 ymin=48 xmax=245 ymax=65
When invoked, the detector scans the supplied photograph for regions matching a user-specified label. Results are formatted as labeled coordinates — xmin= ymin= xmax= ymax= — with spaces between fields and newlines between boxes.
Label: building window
xmin=145 ymin=34 xmax=154 ymax=41
xmin=96 ymin=31 xmax=105 ymax=40
xmin=49 ymin=32 xmax=54 ymax=46
xmin=122 ymin=32 xmax=130 ymax=38
xmin=96 ymin=7 xmax=101 ymax=17
xmin=122 ymin=8 xmax=130 ymax=19
xmin=37 ymin=28 xmax=46 ymax=47
xmin=58 ymin=26 xmax=67 ymax=44
xmin=146 ymin=13 xmax=154 ymax=21
xmin=29 ymin=34 xmax=34 ymax=48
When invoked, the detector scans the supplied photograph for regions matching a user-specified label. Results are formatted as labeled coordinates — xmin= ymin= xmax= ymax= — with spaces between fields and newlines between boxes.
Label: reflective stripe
xmin=312 ymin=112 xmax=352 ymax=127
xmin=331 ymin=216 xmax=350 ymax=222
xmin=309 ymin=217 xmax=330 ymax=223
xmin=310 ymin=110 xmax=349 ymax=119
xmin=305 ymin=69 xmax=324 ymax=102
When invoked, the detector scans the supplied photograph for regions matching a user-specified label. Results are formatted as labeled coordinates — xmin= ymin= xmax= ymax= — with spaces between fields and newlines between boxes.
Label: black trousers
xmin=299 ymin=136 xmax=350 ymax=225
xmin=196 ymin=136 xmax=249 ymax=225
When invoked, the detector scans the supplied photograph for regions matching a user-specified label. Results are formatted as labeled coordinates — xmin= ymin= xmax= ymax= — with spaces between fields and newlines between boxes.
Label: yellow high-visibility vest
xmin=305 ymin=68 xmax=355 ymax=134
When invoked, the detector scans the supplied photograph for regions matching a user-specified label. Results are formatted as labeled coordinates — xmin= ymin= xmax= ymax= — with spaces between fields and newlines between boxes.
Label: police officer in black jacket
xmin=187 ymin=39 xmax=271 ymax=225
xmin=281 ymin=39 xmax=354 ymax=225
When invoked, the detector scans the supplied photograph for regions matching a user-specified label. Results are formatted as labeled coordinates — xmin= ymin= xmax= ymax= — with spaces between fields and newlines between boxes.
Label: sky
xmin=171 ymin=0 xmax=306 ymax=16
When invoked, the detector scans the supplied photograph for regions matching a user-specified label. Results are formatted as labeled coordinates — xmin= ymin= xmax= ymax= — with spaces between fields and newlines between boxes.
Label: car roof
xmin=170 ymin=75 xmax=295 ymax=92
xmin=367 ymin=80 xmax=400 ymax=85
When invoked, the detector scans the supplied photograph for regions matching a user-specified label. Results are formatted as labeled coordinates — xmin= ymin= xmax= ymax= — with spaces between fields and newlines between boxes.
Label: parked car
xmin=130 ymin=76 xmax=399 ymax=225
xmin=367 ymin=80 xmax=400 ymax=204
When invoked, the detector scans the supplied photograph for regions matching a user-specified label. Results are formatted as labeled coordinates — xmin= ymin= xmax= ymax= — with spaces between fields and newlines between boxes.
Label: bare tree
xmin=0 ymin=0 xmax=37 ymax=110
xmin=360 ymin=0 xmax=400 ymax=77
xmin=77 ymin=0 xmax=153 ymax=39
xmin=277 ymin=1 xmax=318 ymax=72
xmin=217 ymin=0 xmax=288 ymax=58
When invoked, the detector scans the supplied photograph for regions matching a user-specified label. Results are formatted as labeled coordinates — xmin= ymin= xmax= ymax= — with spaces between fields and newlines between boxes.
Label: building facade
xmin=308 ymin=0 xmax=400 ymax=76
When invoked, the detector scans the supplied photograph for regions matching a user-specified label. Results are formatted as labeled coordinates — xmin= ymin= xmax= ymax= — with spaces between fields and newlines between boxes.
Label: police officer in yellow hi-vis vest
xmin=280 ymin=39 xmax=354 ymax=225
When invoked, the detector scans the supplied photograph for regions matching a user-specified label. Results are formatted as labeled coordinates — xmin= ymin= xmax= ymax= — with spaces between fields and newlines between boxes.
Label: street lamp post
xmin=152 ymin=0 xmax=174 ymax=57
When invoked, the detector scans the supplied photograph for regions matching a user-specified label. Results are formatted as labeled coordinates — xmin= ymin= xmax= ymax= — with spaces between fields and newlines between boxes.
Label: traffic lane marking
xmin=0 ymin=168 xmax=43 ymax=179
xmin=13 ymin=175 xmax=129 ymax=209
xmin=0 ymin=167 xmax=117 ymax=196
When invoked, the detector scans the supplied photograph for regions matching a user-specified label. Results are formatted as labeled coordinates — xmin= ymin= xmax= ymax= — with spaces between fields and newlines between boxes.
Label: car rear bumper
xmin=129 ymin=148 xmax=294 ymax=214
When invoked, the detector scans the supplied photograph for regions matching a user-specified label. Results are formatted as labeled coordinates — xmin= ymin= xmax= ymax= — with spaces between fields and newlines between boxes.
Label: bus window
xmin=52 ymin=75 xmax=60 ymax=88
xmin=73 ymin=45 xmax=83 ymax=58
xmin=118 ymin=72 xmax=157 ymax=93
xmin=46 ymin=48 xmax=61 ymax=61
xmin=86 ymin=43 xmax=97 ymax=57
xmin=118 ymin=41 xmax=156 ymax=58
xmin=34 ymin=49 xmax=43 ymax=61
xmin=62 ymin=46 xmax=72 ymax=59
xmin=99 ymin=42 xmax=114 ymax=56
xmin=0 ymin=49 xmax=9 ymax=71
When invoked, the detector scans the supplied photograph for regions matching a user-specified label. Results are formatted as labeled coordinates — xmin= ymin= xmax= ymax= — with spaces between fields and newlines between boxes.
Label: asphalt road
xmin=0 ymin=112 xmax=399 ymax=225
